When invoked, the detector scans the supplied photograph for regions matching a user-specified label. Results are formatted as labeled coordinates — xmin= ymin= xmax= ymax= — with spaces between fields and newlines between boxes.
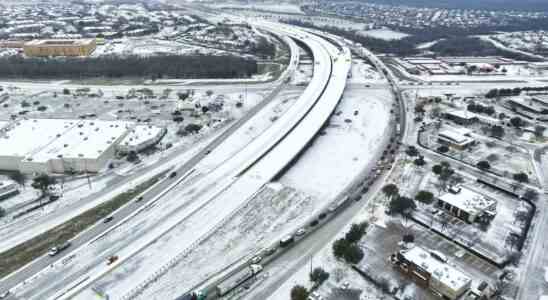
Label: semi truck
xmin=215 ymin=264 xmax=262 ymax=297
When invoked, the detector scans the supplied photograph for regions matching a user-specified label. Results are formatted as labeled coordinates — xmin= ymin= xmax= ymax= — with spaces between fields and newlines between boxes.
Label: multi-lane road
xmin=0 ymin=21 xmax=351 ymax=300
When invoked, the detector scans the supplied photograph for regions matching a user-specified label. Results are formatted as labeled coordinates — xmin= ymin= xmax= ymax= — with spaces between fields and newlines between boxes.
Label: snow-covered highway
xmin=1 ymin=21 xmax=351 ymax=300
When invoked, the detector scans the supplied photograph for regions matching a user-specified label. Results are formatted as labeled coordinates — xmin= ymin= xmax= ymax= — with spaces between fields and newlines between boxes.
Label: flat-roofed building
xmin=117 ymin=125 xmax=166 ymax=154
xmin=391 ymin=246 xmax=472 ymax=300
xmin=508 ymin=96 xmax=546 ymax=114
xmin=23 ymin=39 xmax=96 ymax=57
xmin=0 ymin=180 xmax=19 ymax=200
xmin=444 ymin=110 xmax=478 ymax=125
xmin=437 ymin=127 xmax=475 ymax=150
xmin=437 ymin=186 xmax=497 ymax=223
xmin=0 ymin=119 xmax=132 ymax=174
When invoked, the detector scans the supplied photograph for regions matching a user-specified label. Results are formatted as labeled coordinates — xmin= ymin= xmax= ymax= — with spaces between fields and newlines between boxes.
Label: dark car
xmin=103 ymin=216 xmax=114 ymax=223
xmin=169 ymin=171 xmax=177 ymax=179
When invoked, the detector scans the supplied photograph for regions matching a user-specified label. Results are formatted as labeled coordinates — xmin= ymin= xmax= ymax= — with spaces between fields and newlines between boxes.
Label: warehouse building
xmin=437 ymin=186 xmax=497 ymax=223
xmin=391 ymin=246 xmax=472 ymax=300
xmin=19 ymin=120 xmax=131 ymax=174
xmin=23 ymin=39 xmax=96 ymax=57
xmin=0 ymin=119 xmax=131 ymax=174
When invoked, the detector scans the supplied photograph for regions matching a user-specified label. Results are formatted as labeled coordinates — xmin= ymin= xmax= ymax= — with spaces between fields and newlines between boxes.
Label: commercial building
xmin=0 ymin=119 xmax=132 ymax=174
xmin=508 ymin=96 xmax=547 ymax=114
xmin=19 ymin=120 xmax=131 ymax=174
xmin=437 ymin=127 xmax=475 ymax=150
xmin=23 ymin=39 xmax=96 ymax=57
xmin=444 ymin=110 xmax=478 ymax=125
xmin=437 ymin=186 xmax=497 ymax=223
xmin=391 ymin=246 xmax=472 ymax=300
xmin=118 ymin=125 xmax=167 ymax=153
xmin=0 ymin=180 xmax=19 ymax=200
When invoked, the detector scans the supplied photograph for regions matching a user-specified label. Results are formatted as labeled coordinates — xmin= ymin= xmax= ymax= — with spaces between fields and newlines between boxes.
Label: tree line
xmin=429 ymin=37 xmax=543 ymax=62
xmin=283 ymin=19 xmax=545 ymax=60
xmin=486 ymin=86 xmax=548 ymax=98
xmin=0 ymin=55 xmax=258 ymax=79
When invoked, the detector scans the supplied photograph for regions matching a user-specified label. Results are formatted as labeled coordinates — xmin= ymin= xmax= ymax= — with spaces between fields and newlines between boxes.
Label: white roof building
xmin=438 ymin=126 xmax=475 ymax=149
xmin=0 ymin=119 xmax=133 ymax=174
xmin=400 ymin=246 xmax=472 ymax=300
xmin=118 ymin=125 xmax=166 ymax=153
xmin=438 ymin=186 xmax=497 ymax=223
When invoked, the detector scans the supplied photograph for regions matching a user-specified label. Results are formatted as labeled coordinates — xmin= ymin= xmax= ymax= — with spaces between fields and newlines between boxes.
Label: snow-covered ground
xmin=214 ymin=3 xmax=304 ymax=15
xmin=10 ymin=82 xmax=301 ymax=299
xmin=358 ymin=29 xmax=410 ymax=41
xmin=0 ymin=84 xmax=271 ymax=253
xmin=349 ymin=59 xmax=386 ymax=84
xmin=280 ymin=88 xmax=392 ymax=200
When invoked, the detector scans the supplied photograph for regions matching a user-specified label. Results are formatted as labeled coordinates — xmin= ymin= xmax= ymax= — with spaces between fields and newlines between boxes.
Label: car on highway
xmin=0 ymin=291 xmax=10 ymax=299
xmin=295 ymin=228 xmax=307 ymax=236
xmin=136 ymin=196 xmax=144 ymax=202
xmin=250 ymin=256 xmax=262 ymax=264
xmin=169 ymin=171 xmax=177 ymax=179
xmin=107 ymin=255 xmax=119 ymax=265
xmin=263 ymin=247 xmax=276 ymax=256
xmin=280 ymin=235 xmax=294 ymax=247
xmin=48 ymin=242 xmax=71 ymax=257
xmin=103 ymin=216 xmax=114 ymax=223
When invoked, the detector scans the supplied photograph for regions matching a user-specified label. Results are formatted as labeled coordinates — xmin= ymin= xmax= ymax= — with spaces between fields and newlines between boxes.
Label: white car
xmin=251 ymin=256 xmax=262 ymax=264
xmin=0 ymin=291 xmax=10 ymax=299
xmin=296 ymin=228 xmax=307 ymax=236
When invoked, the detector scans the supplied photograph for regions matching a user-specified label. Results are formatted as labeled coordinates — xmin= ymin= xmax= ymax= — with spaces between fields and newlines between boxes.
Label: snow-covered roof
xmin=445 ymin=109 xmax=476 ymax=120
xmin=438 ymin=126 xmax=474 ymax=145
xmin=24 ymin=120 xmax=131 ymax=162
xmin=0 ymin=120 xmax=9 ymax=131
xmin=0 ymin=119 xmax=77 ymax=157
xmin=119 ymin=125 xmax=164 ymax=148
xmin=438 ymin=186 xmax=496 ymax=216
xmin=509 ymin=96 xmax=543 ymax=113
xmin=401 ymin=246 xmax=471 ymax=291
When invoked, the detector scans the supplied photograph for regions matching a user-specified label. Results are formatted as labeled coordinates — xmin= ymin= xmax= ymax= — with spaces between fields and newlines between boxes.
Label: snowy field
xmin=357 ymin=29 xmax=410 ymax=41
xmin=280 ymin=88 xmax=392 ymax=200
xmin=214 ymin=3 xmax=304 ymax=14
xmin=92 ymin=38 xmax=209 ymax=58
xmin=349 ymin=59 xmax=386 ymax=84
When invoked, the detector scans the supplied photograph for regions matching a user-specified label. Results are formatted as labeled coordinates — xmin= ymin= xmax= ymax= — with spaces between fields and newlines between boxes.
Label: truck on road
xmin=215 ymin=264 xmax=262 ymax=297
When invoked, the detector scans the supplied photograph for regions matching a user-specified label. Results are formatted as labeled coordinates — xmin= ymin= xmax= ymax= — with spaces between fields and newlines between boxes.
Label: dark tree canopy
xmin=0 ymin=55 xmax=257 ymax=79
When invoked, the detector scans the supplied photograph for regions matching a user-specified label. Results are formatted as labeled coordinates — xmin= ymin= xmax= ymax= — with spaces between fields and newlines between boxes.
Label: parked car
xmin=0 ymin=291 xmax=10 ymax=299
xmin=295 ymin=228 xmax=307 ymax=236
xmin=250 ymin=256 xmax=262 ymax=264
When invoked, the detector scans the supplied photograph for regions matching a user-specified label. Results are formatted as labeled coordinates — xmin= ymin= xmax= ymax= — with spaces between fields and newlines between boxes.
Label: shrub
xmin=290 ymin=285 xmax=309 ymax=300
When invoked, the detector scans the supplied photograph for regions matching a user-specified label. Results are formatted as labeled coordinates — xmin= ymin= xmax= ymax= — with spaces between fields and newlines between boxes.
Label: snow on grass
xmin=280 ymin=88 xmax=392 ymax=200
xmin=357 ymin=29 xmax=410 ymax=41
xmin=349 ymin=59 xmax=385 ymax=84
xmin=130 ymin=185 xmax=314 ymax=300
